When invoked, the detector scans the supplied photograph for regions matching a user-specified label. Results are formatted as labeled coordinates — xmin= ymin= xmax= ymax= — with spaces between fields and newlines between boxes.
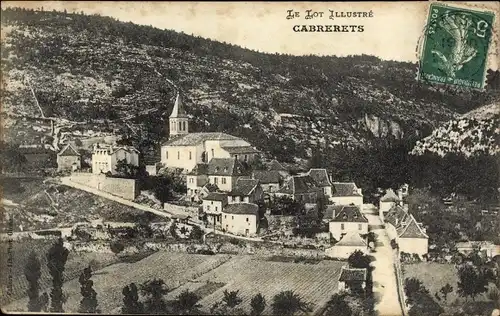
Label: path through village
xmin=363 ymin=206 xmax=405 ymax=316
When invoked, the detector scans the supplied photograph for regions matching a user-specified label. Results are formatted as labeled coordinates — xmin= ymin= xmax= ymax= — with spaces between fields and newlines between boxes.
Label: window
xmin=225 ymin=215 xmax=227 ymax=219
xmin=211 ymin=201 xmax=213 ymax=205
xmin=211 ymin=149 xmax=214 ymax=158
xmin=232 ymin=196 xmax=236 ymax=202
xmin=214 ymin=177 xmax=219 ymax=184
xmin=178 ymin=122 xmax=182 ymax=131
xmin=189 ymin=178 xmax=193 ymax=183
xmin=341 ymin=224 xmax=345 ymax=230
xmin=177 ymin=151 xmax=180 ymax=159
xmin=358 ymin=224 xmax=362 ymax=230
xmin=166 ymin=151 xmax=169 ymax=159
xmin=215 ymin=206 xmax=218 ymax=212
xmin=207 ymin=205 xmax=210 ymax=211
xmin=244 ymin=155 xmax=248 ymax=162
xmin=235 ymin=154 xmax=238 ymax=159
xmin=189 ymin=151 xmax=192 ymax=160
xmin=222 ymin=178 xmax=226 ymax=184
xmin=183 ymin=121 xmax=186 ymax=131
xmin=246 ymin=217 xmax=249 ymax=222
xmin=232 ymin=216 xmax=234 ymax=220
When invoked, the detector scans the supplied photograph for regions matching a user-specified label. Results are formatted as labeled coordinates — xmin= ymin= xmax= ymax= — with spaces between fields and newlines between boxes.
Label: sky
xmin=2 ymin=1 xmax=499 ymax=64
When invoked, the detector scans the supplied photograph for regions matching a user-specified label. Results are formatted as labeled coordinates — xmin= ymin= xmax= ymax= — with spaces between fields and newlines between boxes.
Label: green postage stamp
xmin=417 ymin=3 xmax=495 ymax=89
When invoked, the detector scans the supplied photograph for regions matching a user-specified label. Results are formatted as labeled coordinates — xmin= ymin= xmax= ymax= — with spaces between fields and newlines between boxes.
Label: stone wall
xmin=69 ymin=173 xmax=138 ymax=200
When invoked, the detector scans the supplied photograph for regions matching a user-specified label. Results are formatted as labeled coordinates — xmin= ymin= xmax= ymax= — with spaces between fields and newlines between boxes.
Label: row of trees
xmin=24 ymin=238 xmax=99 ymax=313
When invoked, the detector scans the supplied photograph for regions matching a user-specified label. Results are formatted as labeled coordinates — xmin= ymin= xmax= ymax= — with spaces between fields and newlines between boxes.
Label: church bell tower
xmin=169 ymin=92 xmax=189 ymax=138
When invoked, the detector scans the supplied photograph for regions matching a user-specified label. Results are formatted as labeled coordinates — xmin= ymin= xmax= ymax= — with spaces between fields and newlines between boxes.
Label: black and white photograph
xmin=1 ymin=1 xmax=499 ymax=315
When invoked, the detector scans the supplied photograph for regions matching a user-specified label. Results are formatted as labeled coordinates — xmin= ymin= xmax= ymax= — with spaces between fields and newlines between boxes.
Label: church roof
xmin=162 ymin=132 xmax=241 ymax=146
xmin=58 ymin=143 xmax=80 ymax=157
xmin=221 ymin=146 xmax=260 ymax=154
xmin=170 ymin=93 xmax=188 ymax=118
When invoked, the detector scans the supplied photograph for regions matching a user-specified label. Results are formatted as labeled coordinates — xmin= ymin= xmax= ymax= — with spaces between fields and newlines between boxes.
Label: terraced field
xmin=4 ymin=251 xmax=344 ymax=314
xmin=4 ymin=251 xmax=232 ymax=313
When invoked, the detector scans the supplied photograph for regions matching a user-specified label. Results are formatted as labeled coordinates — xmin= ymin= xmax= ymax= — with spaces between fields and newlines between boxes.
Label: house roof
xmin=170 ymin=93 xmax=188 ymax=118
xmin=202 ymin=183 xmax=219 ymax=193
xmin=332 ymin=182 xmax=362 ymax=197
xmin=207 ymin=158 xmax=249 ymax=177
xmin=338 ymin=267 xmax=367 ymax=282
xmin=397 ymin=214 xmax=429 ymax=239
xmin=92 ymin=143 xmax=139 ymax=155
xmin=334 ymin=232 xmax=367 ymax=247
xmin=162 ymin=132 xmax=241 ymax=146
xmin=187 ymin=163 xmax=208 ymax=175
xmin=268 ymin=159 xmax=287 ymax=171
xmin=204 ymin=192 xmax=228 ymax=203
xmin=384 ymin=204 xmax=410 ymax=228
xmin=324 ymin=205 xmax=344 ymax=220
xmin=229 ymin=178 xmax=260 ymax=196
xmin=380 ymin=188 xmax=401 ymax=202
xmin=307 ymin=169 xmax=332 ymax=187
xmin=58 ymin=143 xmax=80 ymax=157
xmin=331 ymin=205 xmax=368 ymax=223
xmin=252 ymin=170 xmax=281 ymax=184
xmin=277 ymin=175 xmax=319 ymax=195
xmin=221 ymin=146 xmax=260 ymax=154
xmin=222 ymin=203 xmax=259 ymax=216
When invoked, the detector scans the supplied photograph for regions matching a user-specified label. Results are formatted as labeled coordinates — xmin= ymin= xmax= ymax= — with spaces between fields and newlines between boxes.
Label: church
xmin=160 ymin=93 xmax=260 ymax=172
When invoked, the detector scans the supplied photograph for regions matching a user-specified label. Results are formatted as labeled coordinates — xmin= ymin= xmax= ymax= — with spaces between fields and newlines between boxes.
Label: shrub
xmin=110 ymin=241 xmax=125 ymax=254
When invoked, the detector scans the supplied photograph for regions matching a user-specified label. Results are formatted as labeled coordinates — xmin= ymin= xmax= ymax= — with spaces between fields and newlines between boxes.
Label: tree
xmin=223 ymin=289 xmax=243 ymax=308
xmin=439 ymin=283 xmax=453 ymax=302
xmin=110 ymin=240 xmax=125 ymax=254
xmin=347 ymin=250 xmax=371 ymax=269
xmin=140 ymin=279 xmax=169 ymax=314
xmin=24 ymin=251 xmax=44 ymax=312
xmin=78 ymin=266 xmax=99 ymax=313
xmin=271 ymin=290 xmax=312 ymax=315
xmin=189 ymin=225 xmax=204 ymax=241
xmin=122 ymin=283 xmax=144 ymax=314
xmin=324 ymin=293 xmax=352 ymax=316
xmin=115 ymin=159 xmax=139 ymax=178
xmin=250 ymin=293 xmax=266 ymax=316
xmin=404 ymin=278 xmax=427 ymax=305
xmin=172 ymin=289 xmax=201 ymax=315
xmin=47 ymin=237 xmax=69 ymax=312
xmin=457 ymin=264 xmax=489 ymax=301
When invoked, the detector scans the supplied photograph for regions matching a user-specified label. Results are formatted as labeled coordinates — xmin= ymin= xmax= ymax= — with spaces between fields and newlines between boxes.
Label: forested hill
xmin=1 ymin=7 xmax=498 ymax=163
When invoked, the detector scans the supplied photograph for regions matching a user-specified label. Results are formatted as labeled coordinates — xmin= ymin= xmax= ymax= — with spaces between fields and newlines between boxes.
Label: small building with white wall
xmin=329 ymin=205 xmax=369 ymax=241
xmin=221 ymin=203 xmax=259 ymax=236
xmin=91 ymin=143 xmax=139 ymax=175
xmin=325 ymin=232 xmax=368 ymax=259
xmin=57 ymin=143 xmax=81 ymax=172
xmin=330 ymin=182 xmax=363 ymax=207
xmin=379 ymin=188 xmax=402 ymax=221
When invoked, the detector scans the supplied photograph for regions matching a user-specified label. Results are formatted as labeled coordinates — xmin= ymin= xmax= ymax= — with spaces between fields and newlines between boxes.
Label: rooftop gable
xmin=335 ymin=232 xmax=367 ymax=247
xmin=58 ymin=143 xmax=80 ymax=157
xmin=307 ymin=169 xmax=332 ymax=187
xmin=332 ymin=182 xmax=362 ymax=197
xmin=380 ymin=188 xmax=401 ymax=202
xmin=170 ymin=93 xmax=188 ymax=118
xmin=207 ymin=158 xmax=249 ymax=176
xmin=398 ymin=214 xmax=429 ymax=239
xmin=331 ymin=205 xmax=368 ymax=223
xmin=252 ymin=170 xmax=281 ymax=184
xmin=230 ymin=178 xmax=260 ymax=196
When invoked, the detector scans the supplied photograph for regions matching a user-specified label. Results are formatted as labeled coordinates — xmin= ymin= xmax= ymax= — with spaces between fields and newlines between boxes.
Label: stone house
xmin=221 ymin=203 xmax=260 ymax=236
xmin=307 ymin=168 xmax=333 ymax=198
xmin=206 ymin=158 xmax=250 ymax=192
xmin=325 ymin=232 xmax=368 ymax=259
xmin=384 ymin=204 xmax=429 ymax=256
xmin=228 ymin=178 xmax=264 ymax=205
xmin=57 ymin=143 xmax=81 ymax=172
xmin=337 ymin=266 xmax=367 ymax=292
xmin=331 ymin=182 xmax=363 ymax=207
xmin=186 ymin=163 xmax=209 ymax=202
xmin=275 ymin=174 xmax=322 ymax=203
xmin=379 ymin=188 xmax=402 ymax=220
xmin=91 ymin=143 xmax=139 ymax=175
xmin=329 ymin=205 xmax=369 ymax=241
xmin=252 ymin=170 xmax=282 ymax=193
xmin=203 ymin=192 xmax=228 ymax=228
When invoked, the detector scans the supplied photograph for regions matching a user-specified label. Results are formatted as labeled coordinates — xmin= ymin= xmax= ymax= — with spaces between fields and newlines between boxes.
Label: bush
xmin=110 ymin=241 xmax=125 ymax=254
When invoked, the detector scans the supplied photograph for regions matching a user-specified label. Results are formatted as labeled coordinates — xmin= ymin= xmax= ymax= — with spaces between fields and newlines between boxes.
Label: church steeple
xmin=169 ymin=92 xmax=189 ymax=138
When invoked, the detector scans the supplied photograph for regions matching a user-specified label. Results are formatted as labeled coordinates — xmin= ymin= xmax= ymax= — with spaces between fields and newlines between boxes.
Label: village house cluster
xmin=53 ymin=93 xmax=430 ymax=258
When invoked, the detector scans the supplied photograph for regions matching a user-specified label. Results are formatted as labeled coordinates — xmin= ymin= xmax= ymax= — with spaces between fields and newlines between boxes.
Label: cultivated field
xmin=0 ymin=238 xmax=120 ymax=306
xmin=4 ymin=251 xmax=345 ymax=314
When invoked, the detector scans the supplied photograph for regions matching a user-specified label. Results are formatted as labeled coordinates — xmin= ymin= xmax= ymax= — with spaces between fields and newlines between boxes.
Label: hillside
xmin=1 ymin=8 xmax=498 ymax=163
xmin=411 ymin=102 xmax=500 ymax=157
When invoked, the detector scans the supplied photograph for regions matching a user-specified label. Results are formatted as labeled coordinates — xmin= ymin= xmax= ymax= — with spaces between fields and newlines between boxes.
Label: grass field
xmin=0 ymin=238 xmax=119 ymax=306
xmin=403 ymin=262 xmax=494 ymax=315
xmin=4 ymin=252 xmax=345 ymax=314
